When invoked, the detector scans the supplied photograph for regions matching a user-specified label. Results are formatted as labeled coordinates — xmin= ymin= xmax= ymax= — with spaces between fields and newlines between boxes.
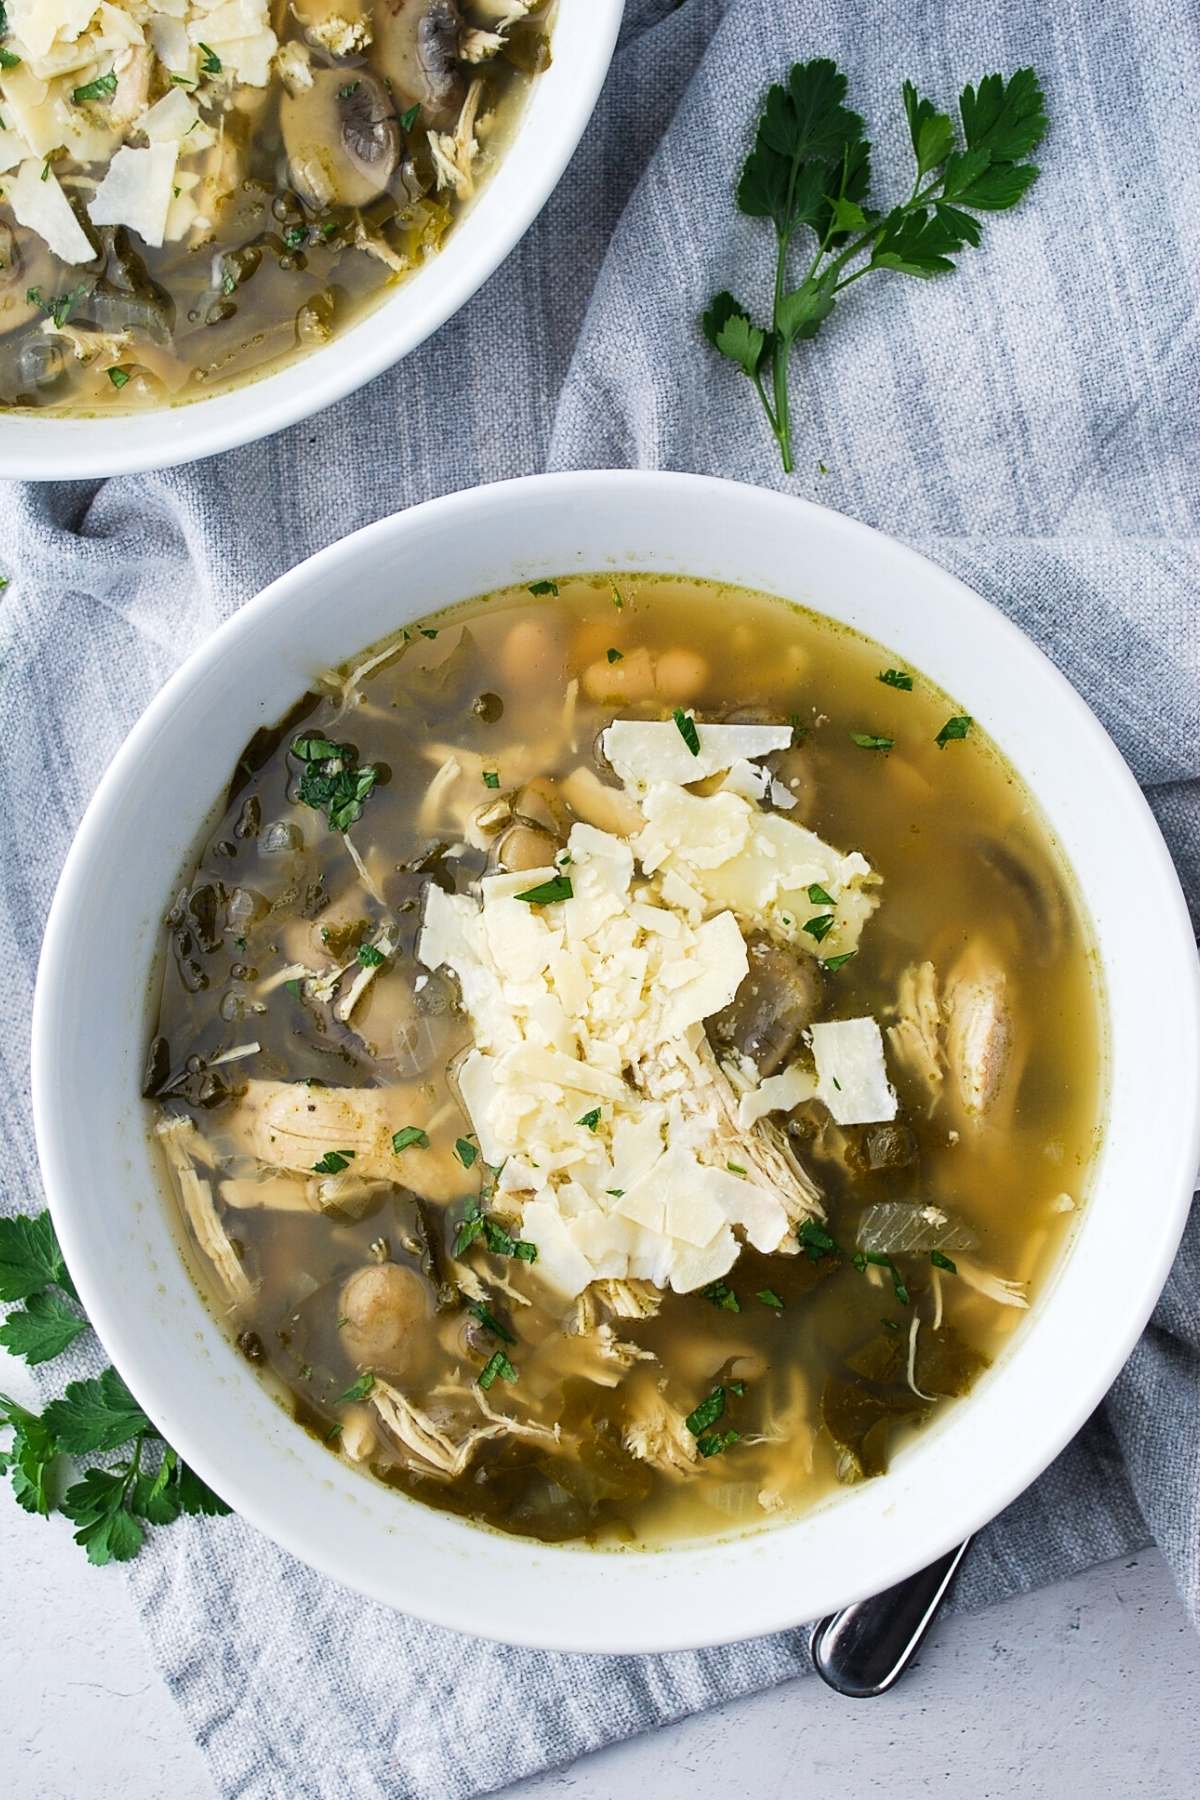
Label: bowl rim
xmin=0 ymin=2 xmax=625 ymax=481
xmin=30 ymin=471 xmax=1200 ymax=1651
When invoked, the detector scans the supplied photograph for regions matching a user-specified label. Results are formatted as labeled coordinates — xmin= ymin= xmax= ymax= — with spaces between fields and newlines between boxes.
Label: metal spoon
xmin=809 ymin=1538 xmax=972 ymax=1697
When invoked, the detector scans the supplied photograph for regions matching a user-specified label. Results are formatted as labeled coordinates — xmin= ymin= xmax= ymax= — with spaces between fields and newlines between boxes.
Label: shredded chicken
xmin=371 ymin=1377 xmax=559 ymax=1480
xmin=593 ymin=1278 xmax=663 ymax=1321
xmin=637 ymin=1030 xmax=823 ymax=1233
xmin=888 ymin=960 xmax=944 ymax=1110
xmin=622 ymin=1385 xmax=697 ymax=1478
xmin=944 ymin=945 xmax=1014 ymax=1124
xmin=954 ymin=1257 xmax=1029 ymax=1309
xmin=219 ymin=1080 xmax=461 ymax=1200
xmin=556 ymin=1325 xmax=656 ymax=1389
xmin=429 ymin=77 xmax=485 ymax=200
xmin=754 ymin=1370 xmax=815 ymax=1510
xmin=156 ymin=1116 xmax=256 ymax=1307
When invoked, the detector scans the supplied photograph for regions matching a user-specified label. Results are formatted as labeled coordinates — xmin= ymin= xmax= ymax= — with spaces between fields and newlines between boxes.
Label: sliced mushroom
xmin=373 ymin=0 xmax=466 ymax=132
xmin=709 ymin=934 xmax=822 ymax=1076
xmin=281 ymin=68 xmax=401 ymax=211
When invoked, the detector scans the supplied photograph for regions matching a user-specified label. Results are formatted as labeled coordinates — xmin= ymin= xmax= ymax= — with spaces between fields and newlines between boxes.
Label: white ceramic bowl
xmin=32 ymin=473 xmax=1200 ymax=1652
xmin=0 ymin=3 xmax=623 ymax=482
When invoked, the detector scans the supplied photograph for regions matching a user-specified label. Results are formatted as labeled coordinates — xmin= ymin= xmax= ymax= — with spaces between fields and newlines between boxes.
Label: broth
xmin=147 ymin=577 xmax=1104 ymax=1547
xmin=0 ymin=2 xmax=549 ymax=413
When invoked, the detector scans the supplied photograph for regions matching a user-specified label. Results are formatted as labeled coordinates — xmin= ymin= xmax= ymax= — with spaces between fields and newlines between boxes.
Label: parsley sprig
xmin=0 ymin=1210 xmax=229 ymax=1565
xmin=703 ymin=59 xmax=1047 ymax=471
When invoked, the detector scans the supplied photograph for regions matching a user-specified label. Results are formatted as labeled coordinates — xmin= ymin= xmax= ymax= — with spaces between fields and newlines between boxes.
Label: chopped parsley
xmin=855 ymin=1249 xmax=911 ymax=1305
xmin=879 ymin=668 xmax=914 ymax=690
xmin=803 ymin=912 xmax=835 ymax=942
xmin=821 ymin=951 xmax=857 ymax=972
xmin=454 ymin=1138 xmax=478 ymax=1169
xmin=611 ymin=584 xmax=624 ymax=609
xmin=106 ymin=366 xmax=130 ymax=389
xmin=290 ymin=734 xmax=378 ymax=833
xmin=338 ymin=80 xmax=361 ymax=99
xmin=757 ymin=1288 xmax=785 ymax=1310
xmin=930 ymin=1249 xmax=958 ymax=1272
xmin=335 ymin=1370 xmax=375 ymax=1404
xmin=697 ymin=1429 xmax=740 ymax=1458
xmin=198 ymin=42 xmax=222 ymax=75
xmin=807 ymin=883 xmax=835 ymax=904
xmin=482 ymin=770 xmax=500 ymax=789
xmin=514 ymin=875 xmax=573 ymax=905
xmin=700 ymin=1280 xmax=740 ymax=1313
xmin=686 ymin=1389 xmax=726 ymax=1436
xmin=399 ymin=102 xmax=421 ymax=130
xmin=527 ymin=579 xmax=558 ymax=595
xmin=467 ymin=1300 xmax=515 ymax=1345
xmin=606 ymin=647 xmax=623 ymax=663
xmin=478 ymin=1350 xmax=517 ymax=1390
xmin=798 ymin=1219 xmax=839 ymax=1261
xmin=672 ymin=707 xmax=701 ymax=756
xmin=72 ymin=70 xmax=118 ymax=104
xmin=726 ymin=1160 xmax=747 ymax=1176
xmin=312 ymin=1150 xmax=354 ymax=1175
xmin=419 ymin=627 xmax=439 ymax=640
xmin=849 ymin=732 xmax=894 ymax=751
xmin=356 ymin=943 xmax=385 ymax=967
xmin=577 ymin=1108 xmax=601 ymax=1131
xmin=27 ymin=285 xmax=84 ymax=329
xmin=391 ymin=1126 xmax=429 ymax=1154
xmin=0 ymin=48 xmax=21 ymax=71
xmin=936 ymin=714 xmax=972 ymax=747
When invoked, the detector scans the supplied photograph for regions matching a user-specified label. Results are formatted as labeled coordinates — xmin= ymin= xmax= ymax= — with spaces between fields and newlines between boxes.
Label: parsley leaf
xmin=61 ymin=1465 xmax=145 ymax=1565
xmin=703 ymin=61 xmax=1046 ymax=470
xmin=527 ymin=579 xmax=558 ymax=595
xmin=391 ymin=1125 xmax=429 ymax=1153
xmin=336 ymin=1370 xmax=376 ymax=1404
xmin=356 ymin=942 xmax=385 ymax=967
xmin=467 ymin=1299 xmax=516 ymax=1345
xmin=606 ymin=647 xmax=623 ymax=663
xmin=71 ymin=70 xmax=118 ymax=104
xmin=0 ymin=1393 xmax=58 ymax=1517
xmin=290 ymin=734 xmax=378 ymax=834
xmin=807 ymin=882 xmax=835 ymax=904
xmin=936 ymin=714 xmax=972 ymax=746
xmin=0 ymin=1291 xmax=88 ymax=1365
xmin=850 ymin=731 xmax=894 ymax=751
xmin=514 ymin=875 xmax=573 ymax=905
xmin=700 ymin=1279 xmax=740 ymax=1313
xmin=821 ymin=950 xmax=858 ymax=972
xmin=312 ymin=1149 xmax=354 ymax=1175
xmin=757 ymin=1288 xmax=785 ymax=1310
xmin=478 ymin=1350 xmax=517 ymax=1390
xmin=878 ymin=667 xmax=914 ymax=690
xmin=454 ymin=1137 xmax=478 ymax=1168
xmin=802 ymin=911 xmax=835 ymax=941
xmin=0 ymin=1210 xmax=77 ymax=1302
xmin=43 ymin=1367 xmax=150 ymax=1455
xmin=685 ymin=1387 xmax=726 ymax=1436
xmin=672 ymin=707 xmax=701 ymax=756
xmin=930 ymin=1248 xmax=958 ymax=1272
xmin=577 ymin=1108 xmax=601 ymax=1132
xmin=697 ymin=1428 xmax=741 ymax=1458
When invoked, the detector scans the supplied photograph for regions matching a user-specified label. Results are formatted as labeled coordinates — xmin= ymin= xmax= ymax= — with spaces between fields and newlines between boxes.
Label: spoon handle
xmin=809 ymin=1537 xmax=972 ymax=1698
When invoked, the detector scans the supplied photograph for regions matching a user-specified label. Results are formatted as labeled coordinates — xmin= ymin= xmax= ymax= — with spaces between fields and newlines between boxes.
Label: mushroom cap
xmin=280 ymin=68 xmax=401 ymax=212
xmin=373 ymin=0 xmax=466 ymax=132
xmin=338 ymin=1261 xmax=434 ymax=1371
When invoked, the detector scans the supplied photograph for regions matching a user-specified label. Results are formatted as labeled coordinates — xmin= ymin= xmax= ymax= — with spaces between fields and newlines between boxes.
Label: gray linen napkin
xmin=2 ymin=0 xmax=1197 ymax=1794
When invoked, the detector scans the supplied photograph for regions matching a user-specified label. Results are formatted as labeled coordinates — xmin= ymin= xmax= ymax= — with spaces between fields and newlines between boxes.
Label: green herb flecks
xmin=577 ymin=1108 xmax=601 ymax=1132
xmin=482 ymin=770 xmax=500 ymax=789
xmin=685 ymin=1387 xmax=727 ymax=1436
xmin=514 ymin=875 xmax=573 ymax=905
xmin=335 ymin=1370 xmax=375 ymax=1405
xmin=702 ymin=60 xmax=1046 ymax=471
xmin=198 ymin=42 xmax=222 ymax=76
xmin=466 ymin=1300 xmax=516 ymax=1345
xmin=606 ymin=647 xmax=623 ymax=663
xmin=935 ymin=714 xmax=972 ymax=747
xmin=391 ymin=1126 xmax=429 ymax=1154
xmin=290 ymin=733 xmax=379 ymax=833
xmin=312 ymin=1149 xmax=355 ymax=1175
xmin=803 ymin=911 xmax=836 ymax=942
xmin=356 ymin=942 xmax=385 ymax=967
xmin=399 ymin=102 xmax=421 ymax=131
xmin=107 ymin=366 xmax=130 ymax=389
xmin=930 ymin=1248 xmax=958 ymax=1272
xmin=850 ymin=732 xmax=894 ymax=751
xmin=454 ymin=1138 xmax=479 ymax=1169
xmin=700 ymin=1280 xmax=740 ymax=1313
xmin=478 ymin=1350 xmax=517 ymax=1390
xmin=757 ymin=1288 xmax=785 ymax=1310
xmin=672 ymin=707 xmax=701 ymax=756
xmin=72 ymin=70 xmax=118 ymax=104
xmin=527 ymin=579 xmax=558 ymax=595
xmin=879 ymin=668 xmax=914 ymax=690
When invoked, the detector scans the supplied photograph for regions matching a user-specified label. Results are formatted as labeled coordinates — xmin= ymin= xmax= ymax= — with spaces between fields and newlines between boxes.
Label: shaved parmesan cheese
xmin=602 ymin=719 xmax=792 ymax=789
xmin=88 ymin=143 xmax=178 ymax=246
xmin=737 ymin=1063 xmax=817 ymax=1130
xmin=8 ymin=160 xmax=95 ymax=265
xmin=140 ymin=87 xmax=201 ymax=143
xmin=810 ymin=1017 xmax=898 ymax=1125
xmin=637 ymin=781 xmax=878 ymax=959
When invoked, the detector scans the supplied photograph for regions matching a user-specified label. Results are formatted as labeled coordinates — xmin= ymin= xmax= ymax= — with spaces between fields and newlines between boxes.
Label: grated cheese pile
xmin=418 ymin=720 xmax=897 ymax=1299
xmin=0 ymin=0 xmax=276 ymax=259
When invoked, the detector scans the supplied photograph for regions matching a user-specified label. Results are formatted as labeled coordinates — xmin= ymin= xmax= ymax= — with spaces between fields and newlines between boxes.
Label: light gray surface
xmin=3 ymin=1439 xmax=1198 ymax=1800
xmin=1 ymin=0 xmax=1198 ymax=1795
